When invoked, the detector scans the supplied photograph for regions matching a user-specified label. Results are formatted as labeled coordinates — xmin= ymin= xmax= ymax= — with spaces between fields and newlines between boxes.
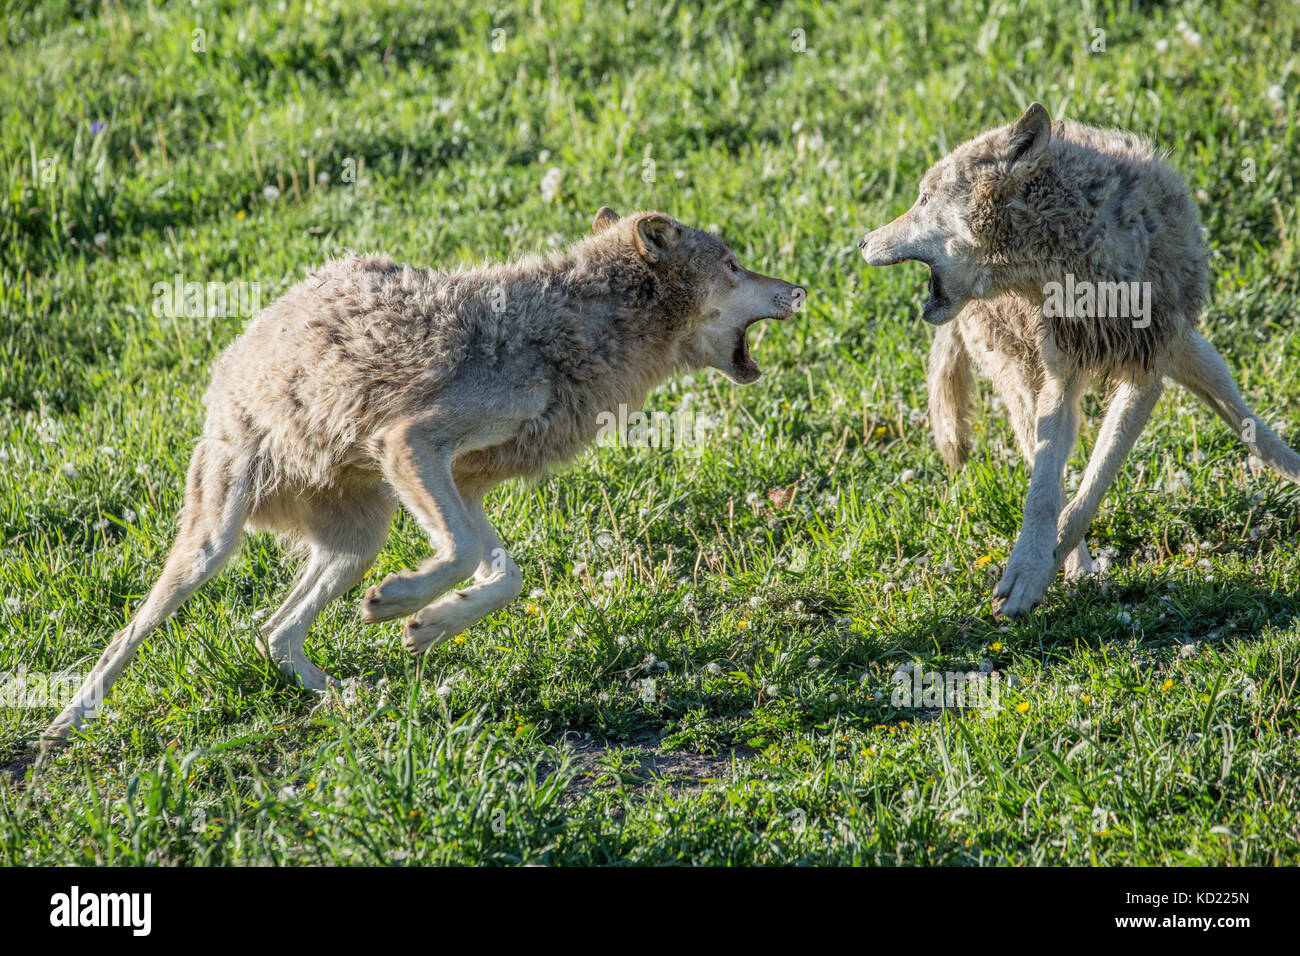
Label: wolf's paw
xmin=360 ymin=573 xmax=427 ymax=623
xmin=402 ymin=608 xmax=464 ymax=654
xmin=274 ymin=652 xmax=342 ymax=692
xmin=1063 ymin=544 xmax=1096 ymax=581
xmin=992 ymin=558 xmax=1054 ymax=620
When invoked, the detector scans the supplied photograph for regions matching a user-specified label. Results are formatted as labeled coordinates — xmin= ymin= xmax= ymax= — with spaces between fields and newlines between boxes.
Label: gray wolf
xmin=43 ymin=207 xmax=805 ymax=746
xmin=859 ymin=103 xmax=1300 ymax=620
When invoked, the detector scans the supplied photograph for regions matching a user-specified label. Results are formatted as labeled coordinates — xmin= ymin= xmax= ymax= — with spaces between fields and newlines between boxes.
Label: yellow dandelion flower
xmin=453 ymin=634 xmax=467 ymax=644
xmin=1015 ymin=701 xmax=1030 ymax=714
xmin=873 ymin=425 xmax=887 ymax=439
xmin=990 ymin=641 xmax=1003 ymax=652
xmin=737 ymin=619 xmax=750 ymax=630
xmin=524 ymin=603 xmax=539 ymax=615
xmin=1081 ymin=694 xmax=1092 ymax=704
xmin=235 ymin=209 xmax=245 ymax=219
xmin=976 ymin=554 xmax=995 ymax=567
xmin=1160 ymin=678 xmax=1174 ymax=692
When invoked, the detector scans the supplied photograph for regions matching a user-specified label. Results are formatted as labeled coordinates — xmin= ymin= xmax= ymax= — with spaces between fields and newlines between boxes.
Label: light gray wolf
xmin=42 ymin=207 xmax=805 ymax=747
xmin=859 ymin=103 xmax=1300 ymax=620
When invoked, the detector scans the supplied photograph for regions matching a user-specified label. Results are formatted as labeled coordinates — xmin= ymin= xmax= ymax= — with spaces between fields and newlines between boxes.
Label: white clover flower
xmin=1175 ymin=20 xmax=1202 ymax=48
xmin=616 ymin=634 xmax=630 ymax=648
xmin=763 ymin=684 xmax=779 ymax=698
xmin=706 ymin=662 xmax=722 ymax=677
xmin=1266 ymin=84 xmax=1284 ymax=105
xmin=601 ymin=568 xmax=620 ymax=588
xmin=572 ymin=561 xmax=588 ymax=577
xmin=93 ymin=232 xmax=109 ymax=248
xmin=317 ymin=171 xmax=331 ymax=186
xmin=899 ymin=468 xmax=917 ymax=483
xmin=60 ymin=462 xmax=78 ymax=480
xmin=1154 ymin=38 xmax=1170 ymax=54
xmin=540 ymin=167 xmax=563 ymax=203
xmin=3 ymin=596 xmax=19 ymax=614
xmin=435 ymin=683 xmax=451 ymax=700
xmin=1178 ymin=642 xmax=1199 ymax=660
xmin=263 ymin=184 xmax=280 ymax=202
xmin=807 ymin=656 xmax=822 ymax=669
xmin=528 ymin=587 xmax=544 ymax=600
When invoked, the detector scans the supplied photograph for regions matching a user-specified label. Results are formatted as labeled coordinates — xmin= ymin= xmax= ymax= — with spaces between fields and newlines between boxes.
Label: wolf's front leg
xmin=994 ymin=371 xmax=1085 ymax=619
xmin=362 ymin=423 xmax=483 ymax=623
xmin=1055 ymin=375 xmax=1164 ymax=570
xmin=402 ymin=496 xmax=523 ymax=653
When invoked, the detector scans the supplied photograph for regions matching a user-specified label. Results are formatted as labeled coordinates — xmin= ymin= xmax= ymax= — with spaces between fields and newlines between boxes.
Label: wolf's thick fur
xmin=43 ymin=208 xmax=804 ymax=747
xmin=861 ymin=103 xmax=1300 ymax=619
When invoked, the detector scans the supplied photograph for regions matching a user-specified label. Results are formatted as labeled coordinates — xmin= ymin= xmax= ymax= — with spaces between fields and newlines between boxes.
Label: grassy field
xmin=1 ymin=0 xmax=1299 ymax=865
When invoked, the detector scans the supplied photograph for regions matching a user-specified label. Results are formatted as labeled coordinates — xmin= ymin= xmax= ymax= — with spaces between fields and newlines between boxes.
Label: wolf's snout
xmin=775 ymin=284 xmax=806 ymax=317
xmin=859 ymin=230 xmax=897 ymax=266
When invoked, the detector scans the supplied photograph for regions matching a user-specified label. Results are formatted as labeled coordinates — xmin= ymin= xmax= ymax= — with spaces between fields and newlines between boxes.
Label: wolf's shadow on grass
xmin=848 ymin=568 xmax=1300 ymax=668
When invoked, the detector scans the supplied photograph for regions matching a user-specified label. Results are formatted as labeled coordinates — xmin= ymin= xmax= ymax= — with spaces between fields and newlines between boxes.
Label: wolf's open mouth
xmin=731 ymin=322 xmax=763 ymax=382
xmin=921 ymin=267 xmax=954 ymax=324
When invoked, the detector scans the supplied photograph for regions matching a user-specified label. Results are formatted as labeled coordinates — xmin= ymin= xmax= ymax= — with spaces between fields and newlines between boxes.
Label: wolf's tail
xmin=1171 ymin=331 xmax=1300 ymax=484
xmin=40 ymin=440 xmax=251 ymax=753
xmin=928 ymin=320 xmax=975 ymax=470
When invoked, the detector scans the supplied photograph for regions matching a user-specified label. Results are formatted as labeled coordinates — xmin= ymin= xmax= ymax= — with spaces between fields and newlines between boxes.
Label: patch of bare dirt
xmin=556 ymin=729 xmax=756 ymax=801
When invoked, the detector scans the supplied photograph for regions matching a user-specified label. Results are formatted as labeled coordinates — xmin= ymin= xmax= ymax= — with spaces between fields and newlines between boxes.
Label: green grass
xmin=2 ymin=0 xmax=1299 ymax=865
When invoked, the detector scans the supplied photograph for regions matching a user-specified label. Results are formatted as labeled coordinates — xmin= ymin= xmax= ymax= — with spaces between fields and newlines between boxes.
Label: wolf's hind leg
xmin=361 ymin=424 xmax=483 ymax=623
xmin=41 ymin=441 xmax=250 ymax=749
xmin=1171 ymin=331 xmax=1300 ymax=484
xmin=402 ymin=492 xmax=523 ymax=654
xmin=257 ymin=492 xmax=395 ymax=689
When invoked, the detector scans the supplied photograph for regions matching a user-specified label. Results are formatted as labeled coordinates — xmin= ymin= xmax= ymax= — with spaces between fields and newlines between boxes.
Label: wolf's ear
xmin=633 ymin=213 xmax=682 ymax=263
xmin=593 ymin=206 xmax=620 ymax=234
xmin=1002 ymin=102 xmax=1051 ymax=178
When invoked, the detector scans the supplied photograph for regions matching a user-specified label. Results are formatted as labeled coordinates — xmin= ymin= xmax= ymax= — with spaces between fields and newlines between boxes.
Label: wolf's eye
xmin=918 ymin=192 xmax=930 ymax=207
xmin=727 ymin=259 xmax=741 ymax=273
